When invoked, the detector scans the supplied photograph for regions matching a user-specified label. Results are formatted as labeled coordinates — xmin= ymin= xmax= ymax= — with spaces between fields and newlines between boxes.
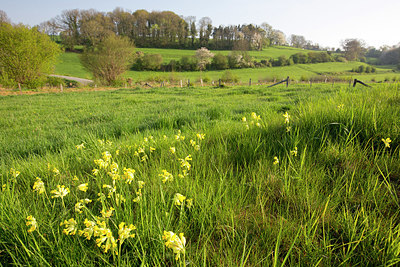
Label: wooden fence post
xmin=180 ymin=80 xmax=182 ymax=88
xmin=60 ymin=84 xmax=63 ymax=92
xmin=18 ymin=83 xmax=21 ymax=94
xmin=187 ymin=79 xmax=190 ymax=87
xmin=200 ymin=79 xmax=203 ymax=87
xmin=249 ymin=78 xmax=251 ymax=86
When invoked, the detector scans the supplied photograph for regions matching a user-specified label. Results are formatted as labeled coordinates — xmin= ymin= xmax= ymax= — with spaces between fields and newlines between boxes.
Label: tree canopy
xmin=80 ymin=35 xmax=135 ymax=85
xmin=0 ymin=23 xmax=60 ymax=88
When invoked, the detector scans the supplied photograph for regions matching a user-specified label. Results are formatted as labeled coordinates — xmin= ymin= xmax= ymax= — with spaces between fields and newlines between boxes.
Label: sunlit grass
xmin=1 ymin=83 xmax=400 ymax=265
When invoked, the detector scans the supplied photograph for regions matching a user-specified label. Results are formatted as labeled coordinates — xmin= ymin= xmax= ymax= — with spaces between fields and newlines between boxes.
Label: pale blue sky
xmin=2 ymin=0 xmax=399 ymax=49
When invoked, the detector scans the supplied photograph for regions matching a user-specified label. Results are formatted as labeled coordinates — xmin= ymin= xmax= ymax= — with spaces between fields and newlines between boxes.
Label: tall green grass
xmin=1 ymin=83 xmax=400 ymax=265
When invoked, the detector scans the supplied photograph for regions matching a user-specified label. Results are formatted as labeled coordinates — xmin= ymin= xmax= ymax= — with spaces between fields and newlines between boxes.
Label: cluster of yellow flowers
xmin=19 ymin=132 xmax=206 ymax=260
xmin=283 ymin=111 xmax=291 ymax=132
xmin=382 ymin=137 xmax=391 ymax=148
xmin=242 ymin=112 xmax=262 ymax=130
xmin=162 ymin=231 xmax=186 ymax=260
xmin=173 ymin=193 xmax=193 ymax=209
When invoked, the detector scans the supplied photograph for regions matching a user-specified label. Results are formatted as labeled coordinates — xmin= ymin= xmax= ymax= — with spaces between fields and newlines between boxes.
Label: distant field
xmin=136 ymin=46 xmax=307 ymax=63
xmin=54 ymin=51 xmax=399 ymax=84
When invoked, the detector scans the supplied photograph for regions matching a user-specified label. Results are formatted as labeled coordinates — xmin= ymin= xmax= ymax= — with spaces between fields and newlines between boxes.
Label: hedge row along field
xmin=1 ymin=83 xmax=400 ymax=265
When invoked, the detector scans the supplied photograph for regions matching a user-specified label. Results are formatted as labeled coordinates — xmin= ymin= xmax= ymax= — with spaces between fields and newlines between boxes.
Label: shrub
xmin=179 ymin=56 xmax=198 ymax=71
xmin=220 ymin=70 xmax=238 ymax=83
xmin=212 ymin=54 xmax=229 ymax=70
xmin=142 ymin=54 xmax=163 ymax=71
xmin=0 ymin=23 xmax=61 ymax=88
xmin=80 ymin=35 xmax=135 ymax=86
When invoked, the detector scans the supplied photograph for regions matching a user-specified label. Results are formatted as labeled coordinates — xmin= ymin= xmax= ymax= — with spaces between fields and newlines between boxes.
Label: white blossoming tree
xmin=195 ymin=47 xmax=214 ymax=71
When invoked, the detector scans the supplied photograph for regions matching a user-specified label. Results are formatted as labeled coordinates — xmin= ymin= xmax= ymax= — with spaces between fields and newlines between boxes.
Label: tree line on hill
xmin=37 ymin=8 xmax=323 ymax=51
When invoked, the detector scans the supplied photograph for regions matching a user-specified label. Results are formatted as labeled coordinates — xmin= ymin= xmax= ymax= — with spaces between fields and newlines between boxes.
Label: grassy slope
xmin=54 ymin=50 xmax=399 ymax=83
xmin=1 ymin=84 xmax=400 ymax=265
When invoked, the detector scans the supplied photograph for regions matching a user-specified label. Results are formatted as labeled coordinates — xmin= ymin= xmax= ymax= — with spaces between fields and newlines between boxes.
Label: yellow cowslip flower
xmin=286 ymin=126 xmax=292 ymax=132
xmin=60 ymin=218 xmax=78 ymax=235
xmin=115 ymin=149 xmax=120 ymax=156
xmin=10 ymin=168 xmax=20 ymax=181
xmin=133 ymin=194 xmax=141 ymax=202
xmin=186 ymin=198 xmax=193 ymax=209
xmin=75 ymin=202 xmax=85 ymax=213
xmin=140 ymin=155 xmax=148 ymax=162
xmin=77 ymin=183 xmax=89 ymax=192
xmin=101 ymin=207 xmax=115 ymax=218
xmin=159 ymin=170 xmax=173 ymax=183
xmin=382 ymin=138 xmax=391 ymax=148
xmin=150 ymin=147 xmax=156 ymax=153
xmin=115 ymin=193 xmax=126 ymax=206
xmin=256 ymin=122 xmax=261 ymax=128
xmin=122 ymin=168 xmax=136 ymax=184
xmin=95 ymin=228 xmax=118 ymax=254
xmin=194 ymin=145 xmax=200 ymax=151
xmin=52 ymin=167 xmax=60 ymax=176
xmin=175 ymin=130 xmax=185 ymax=141
xmin=138 ymin=181 xmax=145 ymax=189
xmin=162 ymin=231 xmax=186 ymax=260
xmin=273 ymin=156 xmax=279 ymax=165
xmin=51 ymin=185 xmax=69 ymax=199
xmin=163 ymin=135 xmax=168 ymax=140
xmin=103 ymin=184 xmax=116 ymax=197
xmin=98 ymin=139 xmax=105 ymax=146
xmin=92 ymin=169 xmax=99 ymax=176
xmin=137 ymin=147 xmax=145 ymax=154
xmin=290 ymin=147 xmax=298 ymax=157
xmin=109 ymin=162 xmax=118 ymax=173
xmin=94 ymin=159 xmax=109 ymax=169
xmin=245 ymin=124 xmax=250 ymax=130
xmin=337 ymin=104 xmax=344 ymax=111
xmin=26 ymin=215 xmax=37 ymax=233
xmin=251 ymin=112 xmax=261 ymax=121
xmin=242 ymin=117 xmax=247 ymax=122
xmin=33 ymin=177 xmax=45 ymax=194
xmin=73 ymin=176 xmax=79 ymax=181
xmin=144 ymin=137 xmax=148 ymax=143
xmin=169 ymin=147 xmax=176 ymax=154
xmin=179 ymin=155 xmax=192 ymax=171
xmin=283 ymin=112 xmax=290 ymax=124
xmin=102 ymin=151 xmax=112 ymax=162
xmin=76 ymin=143 xmax=85 ymax=150
xmin=79 ymin=219 xmax=96 ymax=240
xmin=1 ymin=184 xmax=6 ymax=192
xmin=196 ymin=133 xmax=206 ymax=140
xmin=106 ymin=140 xmax=113 ymax=146
xmin=190 ymin=139 xmax=196 ymax=147
xmin=118 ymin=222 xmax=136 ymax=244
xmin=75 ymin=198 xmax=92 ymax=213
xmin=173 ymin=193 xmax=186 ymax=206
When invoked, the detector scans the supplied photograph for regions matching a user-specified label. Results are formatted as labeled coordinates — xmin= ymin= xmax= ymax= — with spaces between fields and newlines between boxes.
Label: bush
xmin=142 ymin=54 xmax=163 ymax=71
xmin=0 ymin=23 xmax=61 ymax=88
xmin=335 ymin=56 xmax=347 ymax=63
xmin=220 ymin=70 xmax=238 ymax=83
xmin=212 ymin=54 xmax=229 ymax=70
xmin=46 ymin=76 xmax=65 ymax=87
xmin=80 ymin=35 xmax=135 ymax=86
xmin=179 ymin=56 xmax=198 ymax=71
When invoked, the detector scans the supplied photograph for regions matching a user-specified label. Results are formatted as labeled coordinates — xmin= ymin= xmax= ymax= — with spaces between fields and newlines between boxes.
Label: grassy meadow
xmin=1 ymin=82 xmax=400 ymax=265
xmin=54 ymin=50 xmax=399 ymax=84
